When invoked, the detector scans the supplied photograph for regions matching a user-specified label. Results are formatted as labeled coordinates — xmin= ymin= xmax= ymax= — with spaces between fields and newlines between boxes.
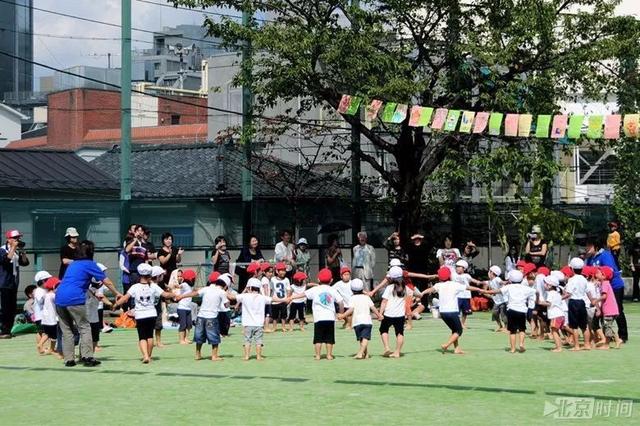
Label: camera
xmin=17 ymin=241 xmax=26 ymax=249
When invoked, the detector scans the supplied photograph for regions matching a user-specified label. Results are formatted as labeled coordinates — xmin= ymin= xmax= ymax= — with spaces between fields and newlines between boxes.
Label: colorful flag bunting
xmin=488 ymin=113 xmax=503 ymax=136
xmin=444 ymin=110 xmax=461 ymax=131
xmin=604 ymin=114 xmax=621 ymax=139
xmin=535 ymin=115 xmax=551 ymax=138
xmin=551 ymin=115 xmax=568 ymax=139
xmin=504 ymin=114 xmax=519 ymax=137
xmin=567 ymin=115 xmax=583 ymax=139
xmin=431 ymin=108 xmax=448 ymax=130
xmin=459 ymin=111 xmax=475 ymax=133
xmin=518 ymin=114 xmax=532 ymax=137
xmin=623 ymin=114 xmax=639 ymax=138
xmin=391 ymin=104 xmax=408 ymax=123
xmin=381 ymin=103 xmax=397 ymax=123
xmin=365 ymin=99 xmax=383 ymax=122
xmin=409 ymin=106 xmax=434 ymax=127
xmin=587 ymin=115 xmax=603 ymax=139
xmin=473 ymin=112 xmax=490 ymax=133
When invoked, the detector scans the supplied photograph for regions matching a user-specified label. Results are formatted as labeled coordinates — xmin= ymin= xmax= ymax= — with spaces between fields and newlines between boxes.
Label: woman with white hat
xmin=59 ymin=227 xmax=80 ymax=279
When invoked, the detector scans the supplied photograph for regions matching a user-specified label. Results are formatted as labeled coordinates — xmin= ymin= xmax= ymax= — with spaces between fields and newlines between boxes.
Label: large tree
xmin=176 ymin=0 xmax=620 ymax=243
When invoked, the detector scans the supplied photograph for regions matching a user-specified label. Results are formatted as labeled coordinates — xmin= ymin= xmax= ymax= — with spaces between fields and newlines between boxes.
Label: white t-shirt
xmin=33 ymin=286 xmax=46 ymax=322
xmin=349 ymin=293 xmax=374 ymax=326
xmin=270 ymin=277 xmax=291 ymax=304
xmin=85 ymin=289 xmax=100 ymax=323
xmin=333 ymin=280 xmax=353 ymax=308
xmin=127 ymin=283 xmax=163 ymax=320
xmin=42 ymin=291 xmax=58 ymax=326
xmin=488 ymin=277 xmax=505 ymax=304
xmin=453 ymin=271 xmax=472 ymax=299
xmin=500 ymin=284 xmax=536 ymax=313
xmin=291 ymin=284 xmax=306 ymax=304
xmin=433 ymin=281 xmax=468 ymax=313
xmin=546 ymin=290 xmax=564 ymax=319
xmin=236 ymin=293 xmax=272 ymax=327
xmin=436 ymin=248 xmax=461 ymax=267
xmin=197 ymin=286 xmax=226 ymax=319
xmin=381 ymin=285 xmax=406 ymax=318
xmin=177 ymin=282 xmax=193 ymax=310
xmin=566 ymin=275 xmax=588 ymax=300
xmin=304 ymin=285 xmax=343 ymax=322
xmin=260 ymin=276 xmax=272 ymax=297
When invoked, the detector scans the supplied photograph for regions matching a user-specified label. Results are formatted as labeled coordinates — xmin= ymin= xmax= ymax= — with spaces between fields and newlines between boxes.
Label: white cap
xmin=247 ymin=277 xmax=262 ymax=289
xmin=507 ymin=269 xmax=524 ymax=283
xmin=569 ymin=257 xmax=584 ymax=270
xmin=389 ymin=258 xmax=403 ymax=267
xmin=350 ymin=278 xmax=364 ymax=292
xmin=455 ymin=259 xmax=469 ymax=270
xmin=34 ymin=271 xmax=52 ymax=282
xmin=489 ymin=265 xmax=502 ymax=277
xmin=218 ymin=273 xmax=232 ymax=287
xmin=550 ymin=270 xmax=566 ymax=283
xmin=387 ymin=266 xmax=404 ymax=280
xmin=151 ymin=266 xmax=165 ymax=278
xmin=64 ymin=227 xmax=80 ymax=237
xmin=96 ymin=263 xmax=108 ymax=272
xmin=543 ymin=275 xmax=560 ymax=287
xmin=137 ymin=263 xmax=153 ymax=276
xmin=297 ymin=237 xmax=308 ymax=245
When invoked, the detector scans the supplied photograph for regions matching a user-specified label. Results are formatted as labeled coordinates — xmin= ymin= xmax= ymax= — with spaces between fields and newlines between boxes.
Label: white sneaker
xmin=102 ymin=325 xmax=113 ymax=333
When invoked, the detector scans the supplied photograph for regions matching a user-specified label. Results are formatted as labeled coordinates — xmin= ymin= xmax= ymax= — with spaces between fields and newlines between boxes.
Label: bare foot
xmin=551 ymin=348 xmax=563 ymax=353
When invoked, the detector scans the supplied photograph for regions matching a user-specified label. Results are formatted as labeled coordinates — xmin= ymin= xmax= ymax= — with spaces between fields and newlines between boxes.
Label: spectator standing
xmin=235 ymin=235 xmax=265 ymax=293
xmin=325 ymin=234 xmax=343 ymax=283
xmin=0 ymin=230 xmax=30 ymax=338
xmin=59 ymin=227 xmax=80 ymax=279
xmin=352 ymin=231 xmax=376 ymax=291
xmin=157 ymin=232 xmax=184 ymax=288
xmin=524 ymin=225 xmax=548 ymax=267
xmin=630 ymin=232 xmax=640 ymax=302
xmin=295 ymin=238 xmax=311 ymax=275
xmin=274 ymin=230 xmax=296 ymax=276
xmin=460 ymin=240 xmax=480 ymax=277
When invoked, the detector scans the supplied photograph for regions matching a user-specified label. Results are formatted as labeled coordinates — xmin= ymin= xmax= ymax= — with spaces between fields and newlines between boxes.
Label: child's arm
xmin=337 ymin=307 xmax=354 ymax=321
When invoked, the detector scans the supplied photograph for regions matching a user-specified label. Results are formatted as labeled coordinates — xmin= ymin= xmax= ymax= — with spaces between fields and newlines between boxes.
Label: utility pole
xmin=120 ymin=0 xmax=132 ymax=238
xmin=351 ymin=0 xmax=362 ymax=245
xmin=241 ymin=7 xmax=253 ymax=243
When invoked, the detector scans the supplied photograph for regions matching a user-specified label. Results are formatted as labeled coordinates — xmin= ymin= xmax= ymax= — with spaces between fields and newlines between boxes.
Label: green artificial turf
xmin=1 ymin=305 xmax=639 ymax=425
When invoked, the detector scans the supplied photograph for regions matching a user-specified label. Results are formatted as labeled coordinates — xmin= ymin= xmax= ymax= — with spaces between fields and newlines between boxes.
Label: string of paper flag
xmin=337 ymin=94 xmax=640 ymax=139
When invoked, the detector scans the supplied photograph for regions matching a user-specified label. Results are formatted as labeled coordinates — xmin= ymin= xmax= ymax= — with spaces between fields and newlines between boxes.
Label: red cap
xmin=523 ymin=263 xmax=537 ymax=276
xmin=5 ymin=229 xmax=21 ymax=239
xmin=207 ymin=271 xmax=220 ymax=283
xmin=275 ymin=262 xmax=287 ymax=271
xmin=537 ymin=267 xmax=550 ymax=277
xmin=582 ymin=265 xmax=596 ymax=278
xmin=317 ymin=268 xmax=333 ymax=284
xmin=182 ymin=269 xmax=197 ymax=282
xmin=560 ymin=266 xmax=575 ymax=279
xmin=340 ymin=266 xmax=351 ymax=275
xmin=260 ymin=262 xmax=273 ymax=272
xmin=599 ymin=266 xmax=614 ymax=281
xmin=246 ymin=263 xmax=260 ymax=274
xmin=437 ymin=266 xmax=451 ymax=281
xmin=44 ymin=277 xmax=60 ymax=290
xmin=292 ymin=271 xmax=308 ymax=283
xmin=516 ymin=260 xmax=527 ymax=269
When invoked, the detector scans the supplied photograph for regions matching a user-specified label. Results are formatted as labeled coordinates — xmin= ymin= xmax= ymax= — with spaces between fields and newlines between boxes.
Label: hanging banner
xmin=391 ymin=104 xmax=408 ymax=123
xmin=604 ymin=114 xmax=621 ymax=139
xmin=567 ymin=115 xmax=584 ymax=139
xmin=381 ymin=102 xmax=397 ymax=123
xmin=623 ymin=114 xmax=639 ymax=137
xmin=444 ymin=110 xmax=461 ymax=131
xmin=431 ymin=108 xmax=448 ymax=130
xmin=518 ymin=114 xmax=532 ymax=137
xmin=587 ymin=115 xmax=603 ymax=139
xmin=459 ymin=111 xmax=475 ymax=133
xmin=504 ymin=114 xmax=519 ymax=137
xmin=536 ymin=115 xmax=551 ymax=138
xmin=365 ymin=99 xmax=383 ymax=122
xmin=473 ymin=112 xmax=490 ymax=133
xmin=488 ymin=113 xmax=503 ymax=136
xmin=551 ymin=115 xmax=568 ymax=139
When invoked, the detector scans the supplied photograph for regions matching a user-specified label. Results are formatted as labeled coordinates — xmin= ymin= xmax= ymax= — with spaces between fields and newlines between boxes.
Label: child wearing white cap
xmin=487 ymin=265 xmax=507 ymax=332
xmin=338 ymin=278 xmax=383 ymax=359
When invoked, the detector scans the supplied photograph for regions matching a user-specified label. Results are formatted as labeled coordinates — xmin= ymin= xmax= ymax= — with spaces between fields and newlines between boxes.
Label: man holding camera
xmin=0 ymin=230 xmax=30 ymax=338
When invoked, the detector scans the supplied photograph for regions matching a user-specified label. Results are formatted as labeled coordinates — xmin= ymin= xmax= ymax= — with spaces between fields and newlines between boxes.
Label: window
xmin=171 ymin=115 xmax=180 ymax=125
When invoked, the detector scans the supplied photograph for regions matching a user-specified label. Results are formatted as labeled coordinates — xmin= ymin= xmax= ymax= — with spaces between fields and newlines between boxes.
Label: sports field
xmin=1 ymin=307 xmax=639 ymax=425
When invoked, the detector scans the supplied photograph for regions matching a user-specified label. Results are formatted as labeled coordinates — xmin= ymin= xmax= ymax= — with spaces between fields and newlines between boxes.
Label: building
xmin=0 ymin=0 xmax=33 ymax=107
xmin=0 ymin=103 xmax=28 ymax=147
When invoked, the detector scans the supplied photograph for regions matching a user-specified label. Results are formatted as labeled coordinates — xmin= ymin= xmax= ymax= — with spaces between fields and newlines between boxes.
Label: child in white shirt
xmin=288 ymin=271 xmax=308 ymax=331
xmin=338 ymin=278 xmax=382 ymax=359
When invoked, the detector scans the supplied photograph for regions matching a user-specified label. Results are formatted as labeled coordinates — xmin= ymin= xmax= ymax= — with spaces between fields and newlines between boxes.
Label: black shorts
xmin=288 ymin=303 xmax=305 ymax=321
xmin=271 ymin=304 xmax=288 ymax=322
xmin=136 ymin=317 xmax=156 ymax=340
xmin=313 ymin=321 xmax=335 ymax=344
xmin=90 ymin=322 xmax=101 ymax=343
xmin=440 ymin=312 xmax=463 ymax=336
xmin=42 ymin=324 xmax=57 ymax=339
xmin=506 ymin=309 xmax=527 ymax=334
xmin=379 ymin=316 xmax=405 ymax=336
xmin=178 ymin=309 xmax=192 ymax=332
xmin=354 ymin=324 xmax=372 ymax=341
xmin=568 ymin=299 xmax=588 ymax=330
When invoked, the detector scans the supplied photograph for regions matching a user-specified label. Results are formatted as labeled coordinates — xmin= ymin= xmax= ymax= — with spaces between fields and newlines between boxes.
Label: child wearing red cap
xmin=594 ymin=267 xmax=622 ymax=349
xmin=333 ymin=266 xmax=353 ymax=329
xmin=269 ymin=262 xmax=291 ymax=333
xmin=291 ymin=268 xmax=344 ymax=360
xmin=40 ymin=277 xmax=62 ymax=358
xmin=288 ymin=271 xmax=308 ymax=331
xmin=421 ymin=267 xmax=486 ymax=354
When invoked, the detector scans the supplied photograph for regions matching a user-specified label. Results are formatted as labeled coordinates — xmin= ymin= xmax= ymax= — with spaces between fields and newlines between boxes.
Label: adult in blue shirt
xmin=585 ymin=238 xmax=628 ymax=343
xmin=56 ymin=240 xmax=122 ymax=367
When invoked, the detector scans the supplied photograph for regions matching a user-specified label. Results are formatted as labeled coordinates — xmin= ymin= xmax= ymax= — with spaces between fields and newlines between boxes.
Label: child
xmin=260 ymin=263 xmax=274 ymax=331
xmin=338 ymin=278 xmax=383 ymax=359
xmin=452 ymin=259 xmax=486 ymax=329
xmin=176 ymin=277 xmax=228 ymax=361
xmin=485 ymin=270 xmax=536 ymax=353
xmin=333 ymin=266 xmax=353 ymax=329
xmin=595 ymin=266 xmax=622 ymax=349
xmin=270 ymin=262 xmax=291 ymax=332
xmin=175 ymin=269 xmax=196 ymax=344
xmin=563 ymin=258 xmax=592 ymax=351
xmin=226 ymin=277 xmax=288 ymax=360
xmin=291 ymin=268 xmax=344 ymax=360
xmin=112 ymin=264 xmax=175 ymax=363
xmin=40 ymin=277 xmax=62 ymax=358
xmin=421 ymin=267 xmax=485 ymax=354
xmin=487 ymin=265 xmax=507 ymax=332
xmin=538 ymin=275 xmax=564 ymax=352
xmin=33 ymin=271 xmax=51 ymax=353
xmin=150 ymin=265 xmax=167 ymax=347
xmin=288 ymin=271 xmax=308 ymax=331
